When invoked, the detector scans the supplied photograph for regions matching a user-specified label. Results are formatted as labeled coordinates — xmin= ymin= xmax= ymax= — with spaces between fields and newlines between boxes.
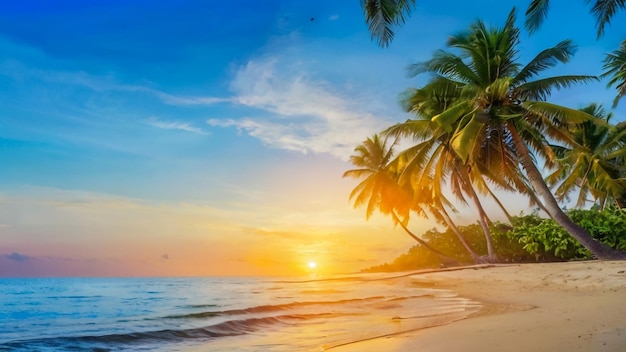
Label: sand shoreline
xmin=332 ymin=261 xmax=626 ymax=352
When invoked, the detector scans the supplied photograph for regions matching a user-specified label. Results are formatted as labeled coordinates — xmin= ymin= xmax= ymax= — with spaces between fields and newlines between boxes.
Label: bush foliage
xmin=510 ymin=207 xmax=626 ymax=260
xmin=362 ymin=207 xmax=626 ymax=272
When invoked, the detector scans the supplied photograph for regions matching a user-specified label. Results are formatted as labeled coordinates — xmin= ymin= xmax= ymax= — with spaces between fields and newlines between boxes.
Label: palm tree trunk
xmin=465 ymin=183 xmax=498 ymax=261
xmin=508 ymin=122 xmax=626 ymax=259
xmin=528 ymin=186 xmax=551 ymax=215
xmin=486 ymin=185 xmax=514 ymax=224
xmin=599 ymin=197 xmax=606 ymax=211
xmin=438 ymin=206 xmax=483 ymax=263
xmin=459 ymin=165 xmax=497 ymax=261
xmin=391 ymin=211 xmax=459 ymax=265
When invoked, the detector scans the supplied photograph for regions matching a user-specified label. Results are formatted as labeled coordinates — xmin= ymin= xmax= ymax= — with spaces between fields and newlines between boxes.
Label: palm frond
xmin=343 ymin=168 xmax=373 ymax=179
xmin=449 ymin=9 xmax=520 ymax=84
xmin=400 ymin=77 xmax=464 ymax=115
xmin=525 ymin=0 xmax=551 ymax=33
xmin=408 ymin=51 xmax=479 ymax=84
xmin=514 ymin=40 xmax=577 ymax=84
xmin=589 ymin=0 xmax=626 ymax=38
xmin=601 ymin=40 xmax=626 ymax=107
xmin=396 ymin=139 xmax=439 ymax=187
xmin=362 ymin=0 xmax=417 ymax=48
xmin=431 ymin=101 xmax=473 ymax=131
xmin=516 ymin=75 xmax=598 ymax=101
xmin=383 ymin=119 xmax=438 ymax=141
xmin=523 ymin=101 xmax=602 ymax=126
xmin=450 ymin=114 xmax=484 ymax=163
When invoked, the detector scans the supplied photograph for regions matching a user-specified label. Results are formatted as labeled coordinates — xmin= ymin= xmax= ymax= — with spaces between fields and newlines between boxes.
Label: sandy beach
xmin=332 ymin=261 xmax=626 ymax=352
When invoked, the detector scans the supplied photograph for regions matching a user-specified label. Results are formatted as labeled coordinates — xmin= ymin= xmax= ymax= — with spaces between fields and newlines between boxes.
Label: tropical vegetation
xmin=361 ymin=1 xmax=626 ymax=108
xmin=545 ymin=104 xmax=626 ymax=210
xmin=362 ymin=207 xmax=626 ymax=272
xmin=347 ymin=7 xmax=626 ymax=266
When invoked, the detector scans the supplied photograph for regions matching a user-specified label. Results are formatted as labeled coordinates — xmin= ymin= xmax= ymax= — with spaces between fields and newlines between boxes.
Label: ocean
xmin=0 ymin=273 xmax=481 ymax=351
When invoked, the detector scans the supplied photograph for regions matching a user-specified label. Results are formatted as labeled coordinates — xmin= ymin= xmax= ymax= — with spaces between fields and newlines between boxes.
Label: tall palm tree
xmin=343 ymin=134 xmax=457 ymax=262
xmin=385 ymin=84 xmax=504 ymax=261
xmin=602 ymin=40 xmax=626 ymax=108
xmin=361 ymin=0 xmax=416 ymax=48
xmin=546 ymin=104 xmax=626 ymax=210
xmin=525 ymin=0 xmax=626 ymax=38
xmin=398 ymin=79 xmax=529 ymax=223
xmin=406 ymin=8 xmax=626 ymax=259
xmin=383 ymin=121 xmax=487 ymax=261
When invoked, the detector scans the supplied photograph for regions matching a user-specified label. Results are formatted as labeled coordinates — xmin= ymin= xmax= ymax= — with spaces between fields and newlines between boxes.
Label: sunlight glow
xmin=308 ymin=261 xmax=317 ymax=269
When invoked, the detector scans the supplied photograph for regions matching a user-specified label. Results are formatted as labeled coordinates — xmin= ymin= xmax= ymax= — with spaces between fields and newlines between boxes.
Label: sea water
xmin=0 ymin=273 xmax=481 ymax=351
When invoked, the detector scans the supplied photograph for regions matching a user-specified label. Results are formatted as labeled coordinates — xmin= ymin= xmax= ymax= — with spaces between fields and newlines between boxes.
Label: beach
xmin=333 ymin=260 xmax=626 ymax=352
xmin=2 ymin=261 xmax=625 ymax=351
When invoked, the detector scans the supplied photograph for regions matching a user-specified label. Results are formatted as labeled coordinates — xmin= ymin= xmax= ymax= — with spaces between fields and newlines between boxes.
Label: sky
xmin=1 ymin=0 xmax=625 ymax=277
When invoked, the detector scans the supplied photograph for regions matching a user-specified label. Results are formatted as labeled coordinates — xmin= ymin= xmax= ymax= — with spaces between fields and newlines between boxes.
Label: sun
xmin=308 ymin=261 xmax=317 ymax=269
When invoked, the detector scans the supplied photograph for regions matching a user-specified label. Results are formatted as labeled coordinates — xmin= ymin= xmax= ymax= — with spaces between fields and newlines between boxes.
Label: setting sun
xmin=308 ymin=261 xmax=317 ymax=269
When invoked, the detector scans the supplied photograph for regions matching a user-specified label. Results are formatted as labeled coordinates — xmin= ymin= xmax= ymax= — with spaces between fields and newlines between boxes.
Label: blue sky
xmin=1 ymin=0 xmax=625 ymax=276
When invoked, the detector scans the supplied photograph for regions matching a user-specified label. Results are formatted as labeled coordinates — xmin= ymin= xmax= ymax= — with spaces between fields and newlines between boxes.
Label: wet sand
xmin=331 ymin=261 xmax=626 ymax=352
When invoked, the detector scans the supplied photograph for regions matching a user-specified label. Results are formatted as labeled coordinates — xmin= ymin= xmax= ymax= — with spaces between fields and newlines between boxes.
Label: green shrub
xmin=362 ymin=207 xmax=626 ymax=272
xmin=507 ymin=207 xmax=626 ymax=260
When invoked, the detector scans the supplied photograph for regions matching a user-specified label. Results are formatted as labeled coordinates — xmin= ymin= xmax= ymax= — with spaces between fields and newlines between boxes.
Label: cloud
xmin=207 ymin=117 xmax=328 ymax=154
xmin=154 ymin=93 xmax=232 ymax=106
xmin=146 ymin=117 xmax=207 ymax=135
xmin=206 ymin=58 xmax=390 ymax=160
xmin=0 ymin=251 xmax=165 ymax=277
xmin=0 ymin=59 xmax=230 ymax=108
xmin=4 ymin=252 xmax=31 ymax=262
xmin=1 ymin=38 xmax=396 ymax=160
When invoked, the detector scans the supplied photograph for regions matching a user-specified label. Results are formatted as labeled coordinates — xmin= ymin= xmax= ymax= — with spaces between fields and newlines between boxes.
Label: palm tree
xmin=406 ymin=8 xmax=626 ymax=259
xmin=343 ymin=134 xmax=458 ymax=262
xmin=602 ymin=40 xmax=626 ymax=108
xmin=383 ymin=121 xmax=487 ymax=262
xmin=398 ymin=79 xmax=527 ymax=225
xmin=385 ymin=84 xmax=504 ymax=261
xmin=546 ymin=104 xmax=626 ymax=210
xmin=361 ymin=0 xmax=416 ymax=48
xmin=525 ymin=0 xmax=626 ymax=38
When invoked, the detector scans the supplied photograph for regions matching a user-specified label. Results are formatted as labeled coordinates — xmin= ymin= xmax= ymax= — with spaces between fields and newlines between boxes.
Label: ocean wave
xmin=1 ymin=276 xmax=482 ymax=352
xmin=44 ymin=295 xmax=105 ymax=300
xmin=163 ymin=296 xmax=385 ymax=319
xmin=185 ymin=303 xmax=219 ymax=309
xmin=0 ymin=313 xmax=336 ymax=351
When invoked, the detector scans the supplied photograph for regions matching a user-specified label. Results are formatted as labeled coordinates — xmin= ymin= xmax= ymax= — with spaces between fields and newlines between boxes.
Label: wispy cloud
xmin=146 ymin=117 xmax=208 ymax=135
xmin=3 ymin=252 xmax=32 ymax=262
xmin=1 ymin=39 xmax=395 ymax=160
xmin=207 ymin=58 xmax=391 ymax=160
xmin=154 ymin=93 xmax=232 ymax=106
xmin=0 ymin=58 xmax=231 ymax=108
xmin=0 ymin=251 xmax=162 ymax=277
